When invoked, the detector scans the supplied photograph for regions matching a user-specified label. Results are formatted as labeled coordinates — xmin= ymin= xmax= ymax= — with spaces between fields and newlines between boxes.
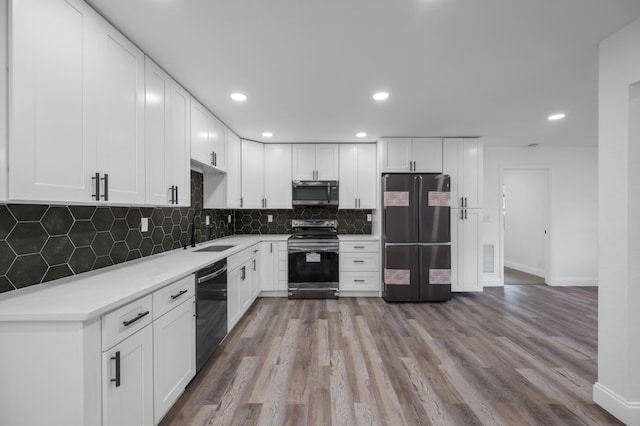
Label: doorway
xmin=501 ymin=168 xmax=550 ymax=285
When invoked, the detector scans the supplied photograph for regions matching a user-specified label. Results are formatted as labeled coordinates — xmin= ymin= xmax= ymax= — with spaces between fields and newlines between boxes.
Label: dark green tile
xmin=110 ymin=207 xmax=128 ymax=219
xmin=110 ymin=219 xmax=128 ymax=242
xmin=69 ymin=247 xmax=96 ymax=274
xmin=92 ymin=207 xmax=115 ymax=232
xmin=41 ymin=236 xmax=74 ymax=266
xmin=110 ymin=241 xmax=128 ymax=264
xmin=69 ymin=205 xmax=96 ymax=220
xmin=7 ymin=204 xmax=48 ymax=221
xmin=126 ymin=208 xmax=142 ymax=229
xmin=42 ymin=265 xmax=74 ymax=283
xmin=93 ymin=256 xmax=114 ymax=270
xmin=6 ymin=254 xmax=48 ymax=288
xmin=41 ymin=206 xmax=74 ymax=235
xmin=0 ymin=205 xmax=17 ymax=238
xmin=125 ymin=229 xmax=142 ymax=250
xmin=0 ymin=276 xmax=16 ymax=293
xmin=0 ymin=241 xmax=16 ymax=275
xmin=6 ymin=222 xmax=48 ymax=255
xmin=68 ymin=221 xmax=96 ymax=247
xmin=92 ymin=232 xmax=115 ymax=257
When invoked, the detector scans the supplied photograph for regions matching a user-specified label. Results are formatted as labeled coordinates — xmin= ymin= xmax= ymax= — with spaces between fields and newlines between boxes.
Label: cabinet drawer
xmin=339 ymin=271 xmax=380 ymax=291
xmin=340 ymin=252 xmax=379 ymax=271
xmin=102 ymin=295 xmax=153 ymax=350
xmin=339 ymin=241 xmax=379 ymax=252
xmin=228 ymin=244 xmax=260 ymax=271
xmin=153 ymin=274 xmax=196 ymax=319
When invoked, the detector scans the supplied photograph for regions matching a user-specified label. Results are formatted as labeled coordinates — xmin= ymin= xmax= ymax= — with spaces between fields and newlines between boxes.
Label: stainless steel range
xmin=288 ymin=219 xmax=339 ymax=299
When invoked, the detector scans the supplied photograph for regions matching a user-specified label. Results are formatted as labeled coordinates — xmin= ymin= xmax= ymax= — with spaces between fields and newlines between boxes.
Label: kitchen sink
xmin=194 ymin=245 xmax=236 ymax=253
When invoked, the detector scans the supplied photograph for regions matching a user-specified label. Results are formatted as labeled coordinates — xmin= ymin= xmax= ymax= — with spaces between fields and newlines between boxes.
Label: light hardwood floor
xmin=161 ymin=286 xmax=620 ymax=425
xmin=504 ymin=267 xmax=545 ymax=285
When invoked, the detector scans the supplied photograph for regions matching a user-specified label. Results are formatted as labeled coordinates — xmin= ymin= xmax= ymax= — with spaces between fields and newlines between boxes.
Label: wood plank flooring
xmin=160 ymin=286 xmax=621 ymax=426
xmin=504 ymin=267 xmax=545 ymax=285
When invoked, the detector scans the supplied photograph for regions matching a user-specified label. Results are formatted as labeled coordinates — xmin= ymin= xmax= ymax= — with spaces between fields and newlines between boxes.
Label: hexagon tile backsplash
xmin=0 ymin=171 xmax=372 ymax=293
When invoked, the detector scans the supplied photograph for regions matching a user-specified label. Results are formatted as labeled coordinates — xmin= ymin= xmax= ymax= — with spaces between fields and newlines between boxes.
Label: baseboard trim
xmin=551 ymin=277 xmax=598 ymax=287
xmin=504 ymin=261 xmax=544 ymax=278
xmin=593 ymin=382 xmax=640 ymax=425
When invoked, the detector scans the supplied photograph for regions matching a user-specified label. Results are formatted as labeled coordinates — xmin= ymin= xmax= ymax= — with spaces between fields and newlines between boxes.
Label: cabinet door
xmin=412 ymin=138 xmax=443 ymax=173
xmin=250 ymin=256 xmax=260 ymax=300
xmin=226 ymin=131 xmax=242 ymax=208
xmin=462 ymin=139 xmax=483 ymax=209
xmin=264 ymin=144 xmax=292 ymax=208
xmin=153 ymin=298 xmax=196 ymax=424
xmin=442 ymin=139 xmax=462 ymax=208
xmin=210 ymin=116 xmax=227 ymax=171
xmin=10 ymin=0 xmax=98 ymax=202
xmin=95 ymin=19 xmax=145 ymax=204
xmin=144 ymin=57 xmax=171 ymax=206
xmin=260 ymin=242 xmax=276 ymax=291
xmin=450 ymin=209 xmax=461 ymax=291
xmin=190 ymin=98 xmax=213 ymax=167
xmin=241 ymin=140 xmax=265 ymax=208
xmin=238 ymin=264 xmax=251 ymax=315
xmin=315 ymin=144 xmax=339 ymax=180
xmin=356 ymin=144 xmax=377 ymax=208
xmin=227 ymin=267 xmax=240 ymax=331
xmin=168 ymin=80 xmax=191 ymax=206
xmin=103 ymin=325 xmax=153 ymax=426
xmin=461 ymin=209 xmax=482 ymax=291
xmin=381 ymin=138 xmax=412 ymax=173
xmin=339 ymin=145 xmax=358 ymax=208
xmin=292 ymin=144 xmax=316 ymax=180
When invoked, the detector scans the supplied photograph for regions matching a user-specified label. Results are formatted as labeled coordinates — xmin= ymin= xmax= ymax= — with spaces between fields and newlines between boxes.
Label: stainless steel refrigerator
xmin=382 ymin=173 xmax=452 ymax=302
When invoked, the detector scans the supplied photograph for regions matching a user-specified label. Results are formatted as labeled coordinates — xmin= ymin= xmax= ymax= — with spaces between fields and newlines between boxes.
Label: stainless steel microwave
xmin=292 ymin=180 xmax=339 ymax=206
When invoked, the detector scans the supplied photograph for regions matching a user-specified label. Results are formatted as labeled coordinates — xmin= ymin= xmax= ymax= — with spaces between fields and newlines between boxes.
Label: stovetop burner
xmin=289 ymin=219 xmax=338 ymax=239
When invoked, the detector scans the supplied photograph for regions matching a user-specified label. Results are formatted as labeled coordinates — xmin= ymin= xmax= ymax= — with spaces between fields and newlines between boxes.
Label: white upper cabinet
xmin=225 ymin=131 xmax=242 ymax=208
xmin=94 ymin=18 xmax=145 ymax=204
xmin=292 ymin=144 xmax=339 ymax=180
xmin=264 ymin=144 xmax=292 ymax=209
xmin=145 ymin=58 xmax=190 ymax=206
xmin=381 ymin=138 xmax=442 ymax=173
xmin=443 ymin=138 xmax=483 ymax=209
xmin=240 ymin=142 xmax=291 ymax=209
xmin=10 ymin=0 xmax=147 ymax=204
xmin=10 ymin=0 xmax=98 ymax=203
xmin=339 ymin=144 xmax=376 ymax=209
xmin=190 ymin=98 xmax=226 ymax=172
xmin=241 ymin=140 xmax=265 ymax=209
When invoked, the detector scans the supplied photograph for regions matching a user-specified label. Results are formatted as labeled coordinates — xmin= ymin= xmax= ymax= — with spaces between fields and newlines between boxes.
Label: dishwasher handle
xmin=197 ymin=265 xmax=227 ymax=283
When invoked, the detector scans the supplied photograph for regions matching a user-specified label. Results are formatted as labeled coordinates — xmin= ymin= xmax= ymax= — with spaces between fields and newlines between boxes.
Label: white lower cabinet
xmin=339 ymin=240 xmax=380 ymax=292
xmin=227 ymin=244 xmax=261 ymax=331
xmin=451 ymin=209 xmax=483 ymax=292
xmin=102 ymin=325 xmax=154 ymax=426
xmin=259 ymin=241 xmax=288 ymax=292
xmin=152 ymin=296 xmax=196 ymax=423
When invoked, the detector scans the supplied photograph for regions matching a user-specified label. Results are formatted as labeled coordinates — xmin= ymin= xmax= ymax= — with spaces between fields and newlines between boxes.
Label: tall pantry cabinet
xmin=443 ymin=138 xmax=483 ymax=292
xmin=10 ymin=0 xmax=146 ymax=204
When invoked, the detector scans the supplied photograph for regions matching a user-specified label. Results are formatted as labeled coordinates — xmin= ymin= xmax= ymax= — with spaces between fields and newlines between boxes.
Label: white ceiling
xmin=86 ymin=0 xmax=640 ymax=147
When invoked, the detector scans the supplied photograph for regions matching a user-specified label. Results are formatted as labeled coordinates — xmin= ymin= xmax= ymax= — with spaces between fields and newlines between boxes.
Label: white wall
xmin=503 ymin=169 xmax=548 ymax=277
xmin=0 ymin=0 xmax=7 ymax=201
xmin=594 ymin=15 xmax=640 ymax=425
xmin=483 ymin=146 xmax=598 ymax=286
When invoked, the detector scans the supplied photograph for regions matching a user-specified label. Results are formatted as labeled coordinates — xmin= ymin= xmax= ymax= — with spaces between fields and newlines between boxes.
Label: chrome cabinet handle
xmin=354 ymin=246 xmax=365 ymax=249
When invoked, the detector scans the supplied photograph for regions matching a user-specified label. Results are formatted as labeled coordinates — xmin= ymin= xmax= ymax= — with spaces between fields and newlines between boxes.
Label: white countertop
xmin=0 ymin=233 xmax=375 ymax=322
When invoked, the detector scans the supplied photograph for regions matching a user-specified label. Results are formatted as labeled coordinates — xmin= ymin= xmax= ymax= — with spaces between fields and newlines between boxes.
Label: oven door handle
xmin=197 ymin=265 xmax=228 ymax=283
xmin=288 ymin=247 xmax=339 ymax=253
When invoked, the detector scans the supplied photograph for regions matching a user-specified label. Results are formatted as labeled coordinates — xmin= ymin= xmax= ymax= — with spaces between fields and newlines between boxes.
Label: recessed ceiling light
xmin=356 ymin=132 xmax=367 ymax=138
xmin=262 ymin=132 xmax=273 ymax=138
xmin=548 ymin=113 xmax=565 ymax=121
xmin=373 ymin=92 xmax=389 ymax=101
xmin=230 ymin=93 xmax=247 ymax=102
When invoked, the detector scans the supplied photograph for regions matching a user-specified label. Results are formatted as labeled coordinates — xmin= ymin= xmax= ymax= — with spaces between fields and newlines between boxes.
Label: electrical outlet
xmin=228 ymin=215 xmax=232 ymax=223
xmin=205 ymin=215 xmax=210 ymax=226
xmin=268 ymin=215 xmax=273 ymax=223
xmin=140 ymin=217 xmax=148 ymax=232
xmin=367 ymin=214 xmax=372 ymax=222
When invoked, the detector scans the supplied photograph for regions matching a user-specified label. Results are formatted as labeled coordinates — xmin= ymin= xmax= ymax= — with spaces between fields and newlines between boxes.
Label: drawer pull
xmin=110 ymin=351 xmax=121 ymax=387
xmin=122 ymin=311 xmax=150 ymax=327
xmin=353 ymin=260 xmax=365 ymax=263
xmin=353 ymin=246 xmax=365 ymax=249
xmin=354 ymin=279 xmax=365 ymax=283
xmin=170 ymin=289 xmax=188 ymax=300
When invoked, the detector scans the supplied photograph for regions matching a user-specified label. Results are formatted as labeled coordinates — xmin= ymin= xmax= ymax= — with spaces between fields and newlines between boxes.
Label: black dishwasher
xmin=195 ymin=258 xmax=227 ymax=372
